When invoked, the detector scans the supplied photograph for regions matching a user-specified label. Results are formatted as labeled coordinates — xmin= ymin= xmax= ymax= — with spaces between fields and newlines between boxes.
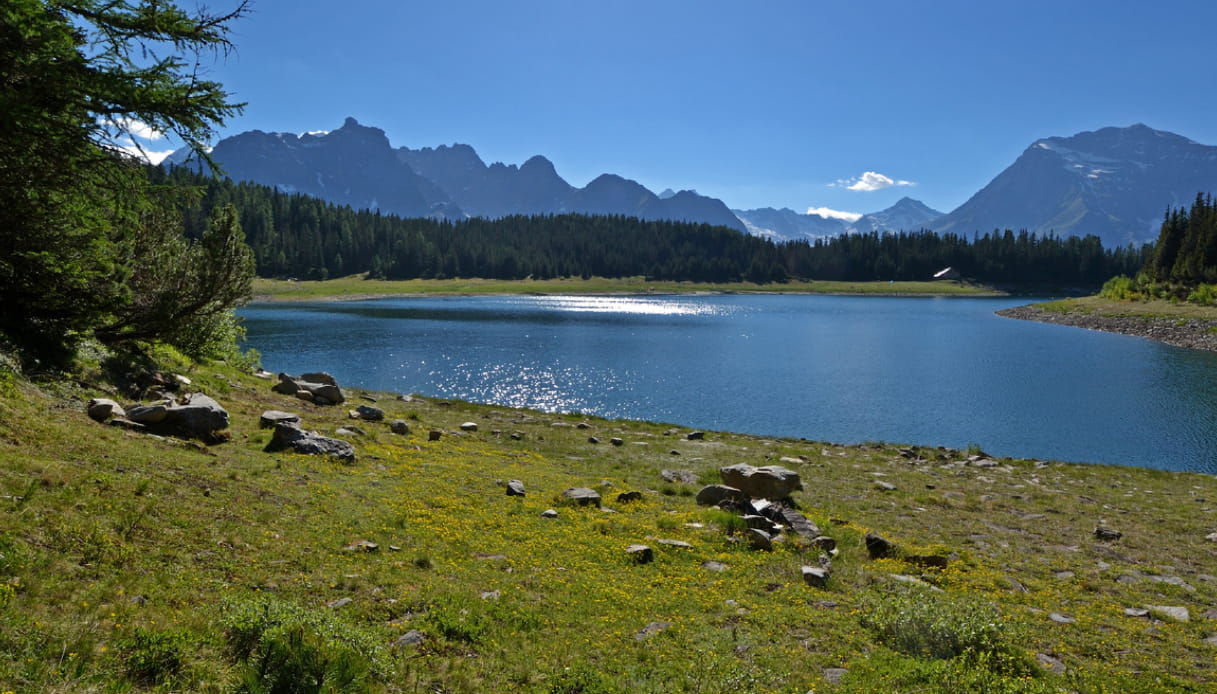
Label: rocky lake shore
xmin=998 ymin=303 xmax=1217 ymax=353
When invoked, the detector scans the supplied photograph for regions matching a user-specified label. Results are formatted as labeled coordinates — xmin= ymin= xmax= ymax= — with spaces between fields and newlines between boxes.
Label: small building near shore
xmin=933 ymin=266 xmax=961 ymax=281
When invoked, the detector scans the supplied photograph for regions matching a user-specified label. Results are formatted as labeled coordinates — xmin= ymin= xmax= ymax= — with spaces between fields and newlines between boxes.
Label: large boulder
xmin=264 ymin=422 xmax=356 ymax=463
xmin=87 ymin=398 xmax=125 ymax=422
xmin=271 ymin=372 xmax=345 ymax=405
xmin=124 ymin=393 xmax=229 ymax=442
xmin=719 ymin=463 xmax=802 ymax=500
xmin=695 ymin=484 xmax=749 ymax=507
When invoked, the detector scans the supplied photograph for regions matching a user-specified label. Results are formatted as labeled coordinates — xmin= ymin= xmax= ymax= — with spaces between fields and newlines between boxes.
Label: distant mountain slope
xmin=731 ymin=207 xmax=847 ymax=241
xmin=849 ymin=197 xmax=943 ymax=234
xmin=182 ymin=117 xmax=746 ymax=231
xmin=203 ymin=118 xmax=462 ymax=220
xmin=932 ymin=124 xmax=1217 ymax=246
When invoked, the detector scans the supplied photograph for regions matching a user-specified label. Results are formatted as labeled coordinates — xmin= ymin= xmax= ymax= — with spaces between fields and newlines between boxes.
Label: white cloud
xmin=114 ymin=117 xmax=166 ymax=141
xmin=806 ymin=206 xmax=863 ymax=223
xmin=114 ymin=137 xmax=175 ymax=164
xmin=833 ymin=171 xmax=914 ymax=192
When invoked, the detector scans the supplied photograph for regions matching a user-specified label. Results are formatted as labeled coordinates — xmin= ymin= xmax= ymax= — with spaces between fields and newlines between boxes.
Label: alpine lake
xmin=239 ymin=294 xmax=1217 ymax=474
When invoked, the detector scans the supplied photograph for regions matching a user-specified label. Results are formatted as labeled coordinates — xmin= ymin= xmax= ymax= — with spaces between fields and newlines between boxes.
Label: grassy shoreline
xmin=999 ymin=296 xmax=1217 ymax=352
xmin=251 ymin=275 xmax=1007 ymax=302
xmin=2 ymin=355 xmax=1215 ymax=692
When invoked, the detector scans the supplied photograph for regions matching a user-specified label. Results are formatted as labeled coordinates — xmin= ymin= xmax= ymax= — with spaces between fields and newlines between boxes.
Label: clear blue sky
xmin=168 ymin=0 xmax=1217 ymax=218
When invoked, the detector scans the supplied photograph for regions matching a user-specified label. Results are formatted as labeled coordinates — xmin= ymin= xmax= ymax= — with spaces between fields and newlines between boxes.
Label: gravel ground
xmin=997 ymin=303 xmax=1217 ymax=352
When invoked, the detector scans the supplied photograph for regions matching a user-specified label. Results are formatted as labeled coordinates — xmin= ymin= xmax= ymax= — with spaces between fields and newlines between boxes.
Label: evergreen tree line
xmin=152 ymin=166 xmax=1150 ymax=287
xmin=1144 ymin=193 xmax=1217 ymax=285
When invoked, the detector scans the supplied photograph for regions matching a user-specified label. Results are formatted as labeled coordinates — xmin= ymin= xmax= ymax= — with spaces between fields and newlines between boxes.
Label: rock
xmin=906 ymin=554 xmax=950 ymax=569
xmin=390 ymin=419 xmax=410 ymax=435
xmin=428 ymin=430 xmax=442 ymax=441
xmin=668 ymin=449 xmax=681 ymax=456
xmin=865 ymin=531 xmax=896 ymax=559
xmin=1037 ymin=653 xmax=1067 ymax=675
xmin=506 ymin=480 xmax=526 ymax=497
xmin=540 ymin=509 xmax=558 ymax=518
xmin=658 ymin=539 xmax=693 ymax=549
xmin=1206 ymin=532 xmax=1217 ymax=542
xmin=626 ymin=544 xmax=653 ymax=564
xmin=392 ymin=630 xmax=425 ymax=648
xmin=813 ymin=536 xmax=837 ymax=552
xmin=616 ymin=491 xmax=643 ymax=503
xmin=702 ymin=561 xmax=728 ymax=572
xmin=802 ymin=565 xmax=830 ymax=588
xmin=719 ymin=463 xmax=802 ymax=500
xmin=822 ymin=668 xmax=848 ymax=685
xmin=87 ymin=398 xmax=125 ymax=422
xmin=661 ymin=469 xmax=699 ymax=485
xmin=588 ymin=436 xmax=600 ymax=444
xmin=460 ymin=421 xmax=478 ymax=432
xmin=1124 ymin=608 xmax=1150 ymax=618
xmin=635 ymin=621 xmax=672 ymax=640
xmin=744 ymin=515 xmax=778 ymax=533
xmin=335 ymin=426 xmax=366 ymax=437
xmin=300 ymin=371 xmax=338 ymax=386
xmin=687 ymin=431 xmax=705 ymax=440
xmin=1205 ymin=634 xmax=1217 ymax=647
xmin=1094 ymin=526 xmax=1123 ymax=541
xmin=126 ymin=403 xmax=169 ymax=425
xmin=1049 ymin=613 xmax=1076 ymax=624
xmin=271 ymin=373 xmax=300 ymax=395
xmin=1147 ymin=605 xmax=1190 ymax=622
xmin=327 ymin=597 xmax=353 ymax=609
xmin=890 ymin=574 xmax=942 ymax=591
xmin=264 ymin=423 xmax=356 ymax=463
xmin=344 ymin=539 xmax=379 ymax=552
xmin=260 ymin=410 xmax=301 ymax=429
xmin=695 ymin=484 xmax=748 ymax=507
xmin=875 ymin=480 xmax=897 ymax=492
xmin=561 ymin=487 xmax=602 ymax=508
xmin=610 ymin=437 xmax=624 ymax=446
xmin=747 ymin=528 xmax=773 ymax=551
xmin=355 ymin=405 xmax=384 ymax=421
xmin=253 ymin=369 xmax=274 ymax=380
xmin=480 ymin=590 xmax=501 ymax=601
xmin=163 ymin=393 xmax=229 ymax=440
xmin=779 ymin=507 xmax=822 ymax=540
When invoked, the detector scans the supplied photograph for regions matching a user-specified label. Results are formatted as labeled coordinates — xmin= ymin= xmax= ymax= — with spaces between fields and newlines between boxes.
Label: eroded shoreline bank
xmin=998 ymin=303 xmax=1217 ymax=352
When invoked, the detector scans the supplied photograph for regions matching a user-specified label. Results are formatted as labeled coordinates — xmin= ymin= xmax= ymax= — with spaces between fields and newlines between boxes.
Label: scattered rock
xmin=1094 ymin=526 xmax=1123 ymax=541
xmin=616 ymin=491 xmax=643 ymax=503
xmin=889 ymin=574 xmax=942 ymax=591
xmin=480 ymin=590 xmax=500 ymax=601
xmin=260 ymin=410 xmax=301 ymax=429
xmin=344 ymin=539 xmax=379 ymax=552
xmin=720 ymin=463 xmax=802 ymax=500
xmin=1055 ymin=570 xmax=1075 ymax=581
xmin=126 ymin=393 xmax=230 ymax=443
xmin=687 ymin=431 xmax=705 ymax=440
xmin=822 ymin=668 xmax=848 ymax=685
xmin=390 ymin=419 xmax=410 ymax=435
xmin=875 ymin=480 xmax=897 ymax=492
xmin=778 ymin=507 xmax=821 ymax=540
xmin=540 ymin=509 xmax=558 ymax=519
xmin=702 ymin=561 xmax=728 ymax=572
xmin=658 ymin=539 xmax=692 ymax=549
xmin=626 ymin=544 xmax=653 ymax=564
xmin=126 ymin=403 xmax=169 ymax=425
xmin=801 ymin=565 xmax=830 ymax=588
xmin=460 ymin=421 xmax=478 ymax=432
xmin=1049 ymin=613 xmax=1076 ymax=624
xmin=747 ymin=528 xmax=773 ymax=551
xmin=335 ymin=426 xmax=366 ymax=437
xmin=1037 ymin=653 xmax=1067 ymax=675
xmin=87 ymin=398 xmax=125 ymax=422
xmin=1124 ymin=608 xmax=1150 ymax=618
xmin=812 ymin=536 xmax=837 ymax=552
xmin=865 ymin=531 xmax=895 ymax=559
xmin=1147 ymin=605 xmax=1190 ymax=622
xmin=636 ymin=621 xmax=672 ymax=640
xmin=561 ymin=487 xmax=602 ymax=508
xmin=354 ymin=405 xmax=384 ymax=421
xmin=695 ymin=484 xmax=748 ymax=507
xmin=273 ymin=372 xmax=345 ymax=405
xmin=428 ymin=430 xmax=442 ymax=441
xmin=264 ymin=423 xmax=356 ymax=463
xmin=327 ymin=597 xmax=353 ymax=609
xmin=506 ymin=480 xmax=526 ymax=497
xmin=1206 ymin=532 xmax=1217 ymax=542
xmin=610 ymin=437 xmax=624 ymax=446
xmin=662 ymin=469 xmax=699 ymax=485
xmin=392 ymin=630 xmax=425 ymax=648
xmin=588 ymin=436 xmax=600 ymax=444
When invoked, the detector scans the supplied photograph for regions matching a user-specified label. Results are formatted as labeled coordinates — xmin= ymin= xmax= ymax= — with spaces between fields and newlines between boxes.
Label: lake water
xmin=239 ymin=295 xmax=1217 ymax=474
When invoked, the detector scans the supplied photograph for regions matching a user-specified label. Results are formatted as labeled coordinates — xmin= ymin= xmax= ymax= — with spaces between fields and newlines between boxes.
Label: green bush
xmin=857 ymin=588 xmax=1033 ymax=675
xmin=117 ymin=627 xmax=193 ymax=686
xmin=1099 ymin=274 xmax=1139 ymax=300
xmin=1186 ymin=283 xmax=1217 ymax=306
xmin=218 ymin=595 xmax=390 ymax=692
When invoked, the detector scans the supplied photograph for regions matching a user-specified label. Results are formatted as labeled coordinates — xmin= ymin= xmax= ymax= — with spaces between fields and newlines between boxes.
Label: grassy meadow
xmin=251 ymin=275 xmax=1004 ymax=302
xmin=1 ymin=353 xmax=1215 ymax=692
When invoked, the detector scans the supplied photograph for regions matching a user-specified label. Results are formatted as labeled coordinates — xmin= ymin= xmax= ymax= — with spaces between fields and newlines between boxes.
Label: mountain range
xmin=176 ymin=120 xmax=1217 ymax=248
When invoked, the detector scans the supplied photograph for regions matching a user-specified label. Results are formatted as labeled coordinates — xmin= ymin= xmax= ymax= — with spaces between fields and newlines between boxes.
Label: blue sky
xmin=150 ymin=0 xmax=1217 ymax=219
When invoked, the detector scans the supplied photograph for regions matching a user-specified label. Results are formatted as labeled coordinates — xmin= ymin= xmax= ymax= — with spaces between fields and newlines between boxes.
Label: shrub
xmin=117 ymin=627 xmax=193 ymax=686
xmin=1099 ymin=274 xmax=1139 ymax=300
xmin=1187 ymin=283 xmax=1217 ymax=306
xmin=857 ymin=588 xmax=1033 ymax=676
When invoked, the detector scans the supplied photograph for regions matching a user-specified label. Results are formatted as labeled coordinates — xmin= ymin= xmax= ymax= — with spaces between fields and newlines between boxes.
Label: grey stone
xmin=1124 ymin=608 xmax=1150 ymax=618
xmin=661 ymin=469 xmax=699 ymax=485
xmin=610 ymin=437 xmax=624 ymax=446
xmin=588 ymin=436 xmax=600 ymax=444
xmin=506 ymin=480 xmax=526 ymax=497
xmin=658 ymin=539 xmax=693 ymax=549
xmin=687 ymin=431 xmax=705 ymax=440
xmin=344 ymin=539 xmax=379 ymax=552
xmin=460 ymin=421 xmax=478 ymax=432
xmin=428 ymin=430 xmax=442 ymax=441
xmin=327 ymin=597 xmax=353 ymax=609
xmin=392 ymin=630 xmax=425 ymax=648
xmin=1094 ymin=526 xmax=1123 ymax=541
xmin=626 ymin=544 xmax=653 ymax=564
xmin=779 ymin=507 xmax=822 ymax=540
xmin=694 ymin=484 xmax=748 ymax=507
xmin=126 ymin=403 xmax=169 ymax=424
xmin=1049 ymin=613 xmax=1076 ymax=624
xmin=865 ymin=531 xmax=895 ymax=559
xmin=260 ymin=410 xmax=301 ymax=429
xmin=616 ymin=490 xmax=643 ymax=503
xmin=875 ymin=480 xmax=897 ymax=491
xmin=822 ymin=668 xmax=848 ymax=685
xmin=802 ymin=565 xmax=830 ymax=588
xmin=265 ymin=422 xmax=356 ymax=463
xmin=1147 ymin=605 xmax=1190 ymax=622
xmin=87 ymin=398 xmax=125 ymax=422
xmin=390 ymin=419 xmax=410 ymax=435
xmin=300 ymin=372 xmax=337 ymax=386
xmin=720 ymin=463 xmax=802 ymax=500
xmin=355 ymin=405 xmax=384 ymax=421
xmin=702 ymin=561 xmax=728 ymax=572
xmin=635 ymin=621 xmax=673 ymax=640
xmin=561 ymin=487 xmax=602 ymax=508
xmin=1037 ymin=653 xmax=1067 ymax=675
xmin=540 ymin=509 xmax=558 ymax=518
xmin=747 ymin=528 xmax=773 ymax=551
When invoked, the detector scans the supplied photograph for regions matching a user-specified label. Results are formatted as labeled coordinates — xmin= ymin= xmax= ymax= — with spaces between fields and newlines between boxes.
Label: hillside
xmin=1 ymin=356 xmax=1215 ymax=692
